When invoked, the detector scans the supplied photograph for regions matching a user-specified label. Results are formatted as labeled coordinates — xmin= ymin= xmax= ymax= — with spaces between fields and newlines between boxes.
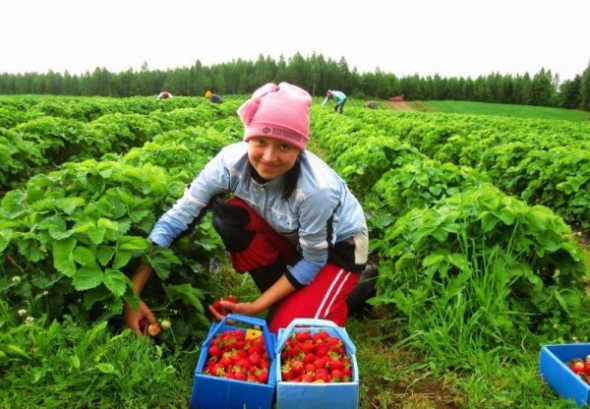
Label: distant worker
xmin=205 ymin=90 xmax=223 ymax=104
xmin=365 ymin=101 xmax=378 ymax=109
xmin=322 ymin=90 xmax=347 ymax=114
xmin=210 ymin=93 xmax=223 ymax=104
xmin=157 ymin=91 xmax=173 ymax=100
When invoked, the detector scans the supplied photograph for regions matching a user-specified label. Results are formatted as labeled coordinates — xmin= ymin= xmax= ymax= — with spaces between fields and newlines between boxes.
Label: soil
xmin=386 ymin=101 xmax=414 ymax=110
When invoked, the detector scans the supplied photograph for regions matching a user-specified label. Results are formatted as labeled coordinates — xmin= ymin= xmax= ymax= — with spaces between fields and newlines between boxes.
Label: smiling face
xmin=247 ymin=137 xmax=300 ymax=181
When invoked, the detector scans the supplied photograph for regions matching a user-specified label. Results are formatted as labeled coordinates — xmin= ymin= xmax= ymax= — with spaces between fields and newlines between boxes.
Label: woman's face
xmin=247 ymin=137 xmax=300 ymax=181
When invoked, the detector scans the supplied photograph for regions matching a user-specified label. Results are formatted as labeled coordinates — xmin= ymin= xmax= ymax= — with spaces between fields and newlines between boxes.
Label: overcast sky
xmin=2 ymin=0 xmax=589 ymax=82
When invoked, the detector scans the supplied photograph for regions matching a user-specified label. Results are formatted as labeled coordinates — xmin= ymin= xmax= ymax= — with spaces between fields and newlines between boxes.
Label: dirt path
xmin=386 ymin=101 xmax=413 ymax=110
xmin=385 ymin=100 xmax=438 ymax=112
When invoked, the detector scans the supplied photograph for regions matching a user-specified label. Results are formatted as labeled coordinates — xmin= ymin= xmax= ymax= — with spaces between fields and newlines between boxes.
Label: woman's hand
xmin=208 ymin=300 xmax=258 ymax=321
xmin=125 ymin=300 xmax=156 ymax=336
xmin=207 ymin=275 xmax=296 ymax=322
xmin=125 ymin=260 xmax=155 ymax=335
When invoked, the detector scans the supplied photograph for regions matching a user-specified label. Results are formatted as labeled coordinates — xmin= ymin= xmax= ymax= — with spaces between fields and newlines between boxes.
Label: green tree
xmin=529 ymin=68 xmax=554 ymax=106
xmin=581 ymin=60 xmax=590 ymax=110
xmin=558 ymin=76 xmax=582 ymax=109
xmin=253 ymin=54 xmax=278 ymax=89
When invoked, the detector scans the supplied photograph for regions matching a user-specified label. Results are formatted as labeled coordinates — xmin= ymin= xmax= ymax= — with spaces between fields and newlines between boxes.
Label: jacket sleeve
xmin=286 ymin=187 xmax=341 ymax=286
xmin=148 ymin=149 xmax=233 ymax=247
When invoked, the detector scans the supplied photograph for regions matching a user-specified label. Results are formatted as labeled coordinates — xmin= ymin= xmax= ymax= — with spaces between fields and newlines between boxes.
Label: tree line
xmin=0 ymin=53 xmax=589 ymax=110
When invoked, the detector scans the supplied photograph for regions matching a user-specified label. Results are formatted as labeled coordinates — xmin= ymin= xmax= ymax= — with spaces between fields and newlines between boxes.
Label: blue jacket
xmin=149 ymin=142 xmax=367 ymax=286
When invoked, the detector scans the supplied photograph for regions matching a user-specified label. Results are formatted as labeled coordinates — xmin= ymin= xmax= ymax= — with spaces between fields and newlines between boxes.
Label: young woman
xmin=125 ymin=82 xmax=370 ymax=334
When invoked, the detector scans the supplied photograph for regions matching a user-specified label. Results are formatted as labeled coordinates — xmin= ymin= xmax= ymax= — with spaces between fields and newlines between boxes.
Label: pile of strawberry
xmin=567 ymin=355 xmax=590 ymax=383
xmin=279 ymin=329 xmax=353 ymax=383
xmin=202 ymin=328 xmax=271 ymax=384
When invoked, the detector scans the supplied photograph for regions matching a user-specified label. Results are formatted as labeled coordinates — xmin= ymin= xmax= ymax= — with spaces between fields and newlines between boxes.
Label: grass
xmin=424 ymin=100 xmax=590 ymax=122
xmin=312 ymin=96 xmax=590 ymax=123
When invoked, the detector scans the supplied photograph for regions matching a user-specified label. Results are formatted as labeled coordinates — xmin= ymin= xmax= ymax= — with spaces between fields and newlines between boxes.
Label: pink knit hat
xmin=237 ymin=82 xmax=311 ymax=151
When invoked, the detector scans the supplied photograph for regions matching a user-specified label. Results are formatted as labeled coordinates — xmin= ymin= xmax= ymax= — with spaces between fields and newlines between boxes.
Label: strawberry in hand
xmin=211 ymin=295 xmax=238 ymax=317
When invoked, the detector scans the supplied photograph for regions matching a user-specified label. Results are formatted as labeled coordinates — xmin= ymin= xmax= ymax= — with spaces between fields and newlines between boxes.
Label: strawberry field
xmin=2 ymin=95 xmax=590 ymax=408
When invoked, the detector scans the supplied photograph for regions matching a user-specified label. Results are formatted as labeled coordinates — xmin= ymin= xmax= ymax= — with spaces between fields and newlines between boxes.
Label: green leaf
xmin=58 ymin=197 xmax=85 ymax=215
xmin=117 ymin=236 xmax=149 ymax=251
xmin=1 ymin=190 xmax=28 ymax=219
xmin=83 ymin=286 xmax=112 ymax=310
xmin=73 ymin=246 xmax=98 ymax=267
xmin=17 ymin=238 xmax=46 ymax=262
xmin=72 ymin=266 xmax=103 ymax=291
xmin=38 ymin=215 xmax=72 ymax=240
xmin=70 ymin=355 xmax=81 ymax=370
xmin=449 ymin=253 xmax=470 ymax=272
xmin=129 ymin=209 xmax=150 ymax=223
xmin=96 ymin=363 xmax=121 ymax=377
xmin=53 ymin=238 xmax=77 ymax=277
xmin=103 ymin=268 xmax=129 ymax=297
xmin=112 ymin=249 xmax=133 ymax=269
xmin=478 ymin=191 xmax=500 ymax=211
xmin=96 ymin=244 xmax=115 ymax=266
xmin=0 ymin=229 xmax=12 ymax=252
xmin=97 ymin=217 xmax=118 ymax=231
xmin=147 ymin=253 xmax=172 ymax=280
xmin=422 ymin=253 xmax=444 ymax=267
xmin=496 ymin=207 xmax=516 ymax=226
xmin=95 ymin=197 xmax=126 ymax=218
xmin=146 ymin=246 xmax=181 ymax=280
xmin=87 ymin=223 xmax=106 ymax=244
xmin=73 ymin=220 xmax=96 ymax=234
xmin=479 ymin=211 xmax=499 ymax=232
xmin=165 ymin=283 xmax=205 ymax=312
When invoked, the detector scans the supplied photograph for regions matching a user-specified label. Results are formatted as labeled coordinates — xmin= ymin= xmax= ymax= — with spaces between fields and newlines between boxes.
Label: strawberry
xmin=147 ymin=323 xmax=161 ymax=337
xmin=248 ymin=353 xmax=262 ymax=366
xmin=329 ymin=358 xmax=343 ymax=370
xmin=256 ymin=370 xmax=269 ymax=383
xmin=138 ymin=318 xmax=148 ymax=333
xmin=208 ymin=345 xmax=222 ymax=357
xmin=571 ymin=360 xmax=585 ymax=374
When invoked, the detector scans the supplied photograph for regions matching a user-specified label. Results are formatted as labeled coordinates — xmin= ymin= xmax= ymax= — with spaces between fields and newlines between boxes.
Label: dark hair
xmin=244 ymin=159 xmax=301 ymax=200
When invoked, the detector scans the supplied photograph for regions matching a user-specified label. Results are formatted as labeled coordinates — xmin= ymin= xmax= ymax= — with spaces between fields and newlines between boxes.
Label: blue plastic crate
xmin=274 ymin=318 xmax=359 ymax=409
xmin=539 ymin=343 xmax=590 ymax=407
xmin=190 ymin=314 xmax=277 ymax=409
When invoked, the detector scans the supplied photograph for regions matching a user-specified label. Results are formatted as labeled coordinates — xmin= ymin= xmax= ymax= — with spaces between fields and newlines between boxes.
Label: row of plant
xmin=0 ymin=101 xmax=247 ymax=405
xmin=0 ymin=99 xmax=240 ymax=192
xmin=1 ymin=111 xmax=244 ymax=344
xmin=324 ymin=108 xmax=590 ymax=227
xmin=311 ymin=110 xmax=590 ymax=406
xmin=0 ymin=95 xmax=212 ymax=124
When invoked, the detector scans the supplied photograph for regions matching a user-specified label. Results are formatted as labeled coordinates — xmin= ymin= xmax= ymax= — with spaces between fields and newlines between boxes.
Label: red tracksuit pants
xmin=222 ymin=198 xmax=360 ymax=333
